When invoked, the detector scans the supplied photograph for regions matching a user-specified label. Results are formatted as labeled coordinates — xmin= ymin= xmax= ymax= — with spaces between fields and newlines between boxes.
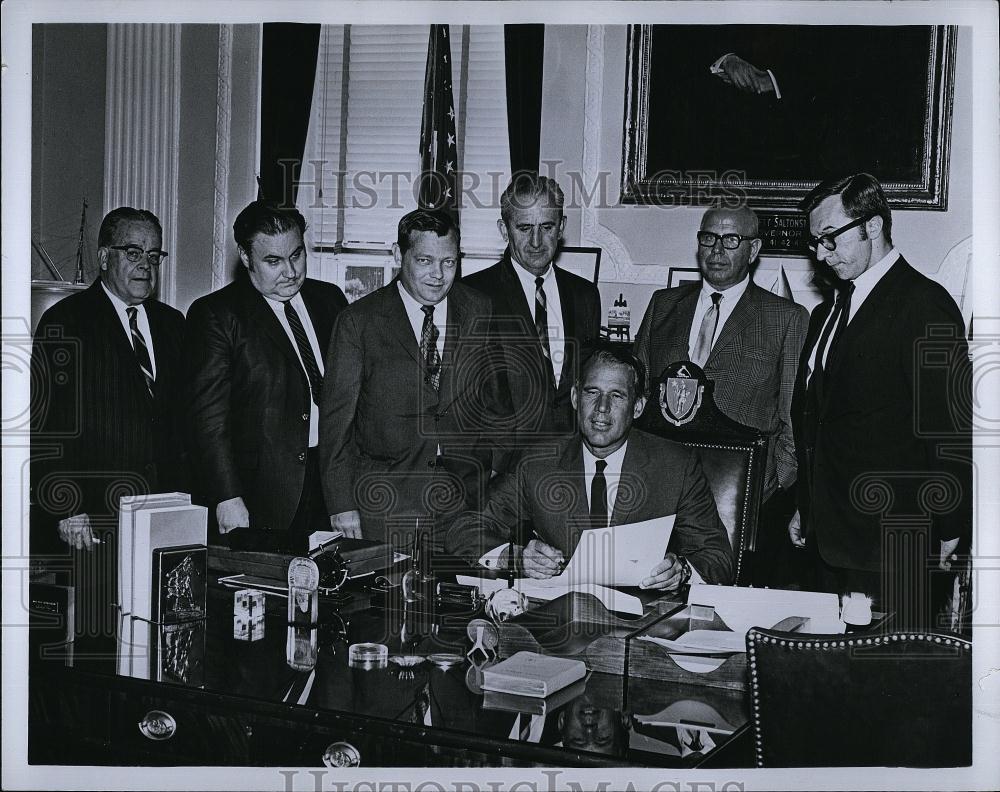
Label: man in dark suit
xmin=320 ymin=209 xmax=515 ymax=551
xmin=462 ymin=173 xmax=601 ymax=440
xmin=185 ymin=201 xmax=347 ymax=550
xmin=792 ymin=173 xmax=971 ymax=628
xmin=635 ymin=205 xmax=807 ymax=508
xmin=445 ymin=348 xmax=732 ymax=588
xmin=31 ymin=206 xmax=186 ymax=637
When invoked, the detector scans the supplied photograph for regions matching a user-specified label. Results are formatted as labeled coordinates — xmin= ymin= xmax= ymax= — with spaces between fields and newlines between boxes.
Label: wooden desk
xmin=28 ymin=575 xmax=752 ymax=768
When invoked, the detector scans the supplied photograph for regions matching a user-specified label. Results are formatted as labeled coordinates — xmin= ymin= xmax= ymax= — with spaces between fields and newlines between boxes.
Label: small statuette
xmin=485 ymin=588 xmax=528 ymax=625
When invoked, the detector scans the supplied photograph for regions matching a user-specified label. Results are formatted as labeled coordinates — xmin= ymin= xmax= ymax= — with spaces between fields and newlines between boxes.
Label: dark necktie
xmin=534 ymin=276 xmax=553 ymax=379
xmin=126 ymin=306 xmax=155 ymax=397
xmin=690 ymin=291 xmax=722 ymax=367
xmin=420 ymin=304 xmax=441 ymax=392
xmin=284 ymin=301 xmax=323 ymax=406
xmin=591 ymin=458 xmax=608 ymax=528
xmin=810 ymin=281 xmax=855 ymax=400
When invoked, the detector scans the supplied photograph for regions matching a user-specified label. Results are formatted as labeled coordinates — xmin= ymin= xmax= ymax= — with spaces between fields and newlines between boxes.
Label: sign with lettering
xmin=759 ymin=211 xmax=810 ymax=257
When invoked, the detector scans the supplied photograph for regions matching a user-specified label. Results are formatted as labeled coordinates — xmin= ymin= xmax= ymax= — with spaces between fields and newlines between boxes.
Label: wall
xmin=31 ymin=24 xmax=107 ymax=283
xmin=540 ymin=25 xmax=974 ymax=332
xmin=30 ymin=23 xmax=261 ymax=314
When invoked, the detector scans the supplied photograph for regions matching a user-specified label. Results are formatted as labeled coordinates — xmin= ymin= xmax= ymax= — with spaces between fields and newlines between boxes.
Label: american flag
xmin=418 ymin=25 xmax=459 ymax=219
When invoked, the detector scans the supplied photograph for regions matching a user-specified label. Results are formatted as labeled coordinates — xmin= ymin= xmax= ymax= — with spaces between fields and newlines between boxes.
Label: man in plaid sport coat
xmin=634 ymin=205 xmax=808 ymax=512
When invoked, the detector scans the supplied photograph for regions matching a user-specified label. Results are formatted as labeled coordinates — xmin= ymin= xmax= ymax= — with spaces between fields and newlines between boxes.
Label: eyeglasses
xmin=696 ymin=231 xmax=756 ymax=250
xmin=109 ymin=245 xmax=168 ymax=266
xmin=806 ymin=215 xmax=873 ymax=252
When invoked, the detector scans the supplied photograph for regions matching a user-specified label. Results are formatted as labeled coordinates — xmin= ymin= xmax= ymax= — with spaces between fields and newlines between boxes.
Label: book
xmin=129 ymin=504 xmax=207 ymax=622
xmin=117 ymin=492 xmax=191 ymax=616
xmin=481 ymin=651 xmax=587 ymax=698
xmin=28 ymin=582 xmax=75 ymax=650
xmin=482 ymin=678 xmax=588 ymax=716
xmin=151 ymin=545 xmax=207 ymax=623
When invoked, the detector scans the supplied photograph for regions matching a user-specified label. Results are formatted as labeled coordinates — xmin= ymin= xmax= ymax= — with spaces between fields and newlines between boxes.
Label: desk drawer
xmin=112 ymin=692 xmax=255 ymax=764
xmin=29 ymin=673 xmax=113 ymax=764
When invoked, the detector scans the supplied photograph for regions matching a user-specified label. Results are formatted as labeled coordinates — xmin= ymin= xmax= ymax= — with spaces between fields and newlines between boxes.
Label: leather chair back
xmin=637 ymin=361 xmax=765 ymax=585
xmin=746 ymin=627 xmax=972 ymax=767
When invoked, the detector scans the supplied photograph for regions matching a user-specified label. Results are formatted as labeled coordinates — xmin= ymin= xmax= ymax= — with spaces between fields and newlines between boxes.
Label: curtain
xmin=503 ymin=25 xmax=545 ymax=176
xmin=259 ymin=23 xmax=321 ymax=207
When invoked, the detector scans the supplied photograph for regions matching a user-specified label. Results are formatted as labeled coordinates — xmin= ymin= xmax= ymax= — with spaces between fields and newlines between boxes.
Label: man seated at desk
xmin=445 ymin=347 xmax=732 ymax=589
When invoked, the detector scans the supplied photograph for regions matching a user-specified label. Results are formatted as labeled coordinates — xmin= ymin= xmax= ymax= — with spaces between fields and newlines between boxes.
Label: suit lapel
xmin=554 ymin=266 xmax=577 ymax=390
xmin=439 ymin=290 xmax=466 ymax=406
xmin=667 ymin=285 xmax=700 ymax=363
xmin=498 ymin=254 xmax=536 ymax=327
xmin=823 ymin=259 xmax=907 ymax=391
xmin=237 ymin=279 xmax=302 ymax=368
xmin=706 ymin=282 xmax=758 ymax=366
xmin=92 ymin=283 xmax=152 ymax=398
xmin=610 ymin=437 xmax=644 ymax=527
xmin=558 ymin=440 xmax=592 ymax=552
xmin=385 ymin=281 xmax=422 ymax=366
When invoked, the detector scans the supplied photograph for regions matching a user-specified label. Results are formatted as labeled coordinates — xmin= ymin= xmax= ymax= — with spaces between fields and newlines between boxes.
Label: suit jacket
xmin=635 ymin=280 xmax=808 ymax=498
xmin=462 ymin=253 xmax=601 ymax=439
xmin=791 ymin=257 xmax=971 ymax=572
xmin=320 ymin=281 xmax=516 ymax=549
xmin=184 ymin=276 xmax=348 ymax=532
xmin=445 ymin=429 xmax=732 ymax=584
xmin=30 ymin=280 xmax=186 ymax=552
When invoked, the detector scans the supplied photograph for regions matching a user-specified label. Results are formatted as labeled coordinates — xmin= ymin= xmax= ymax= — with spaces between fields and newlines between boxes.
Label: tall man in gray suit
xmin=462 ymin=174 xmax=601 ymax=440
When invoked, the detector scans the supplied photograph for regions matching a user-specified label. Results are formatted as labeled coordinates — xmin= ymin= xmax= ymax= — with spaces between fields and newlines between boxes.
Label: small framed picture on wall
xmin=667 ymin=267 xmax=701 ymax=288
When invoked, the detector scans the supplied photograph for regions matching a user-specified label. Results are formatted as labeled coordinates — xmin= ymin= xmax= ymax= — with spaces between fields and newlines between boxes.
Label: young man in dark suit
xmin=462 ymin=173 xmax=601 ymax=441
xmin=792 ymin=173 xmax=971 ymax=628
xmin=184 ymin=201 xmax=348 ymax=550
xmin=31 ymin=207 xmax=186 ymax=637
xmin=445 ymin=348 xmax=732 ymax=588
xmin=320 ymin=209 xmax=515 ymax=551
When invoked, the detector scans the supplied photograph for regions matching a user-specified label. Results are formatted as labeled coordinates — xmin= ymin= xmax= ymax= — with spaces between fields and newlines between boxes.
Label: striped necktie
xmin=284 ymin=301 xmax=323 ymax=406
xmin=535 ymin=276 xmax=553 ymax=379
xmin=126 ymin=307 xmax=155 ymax=396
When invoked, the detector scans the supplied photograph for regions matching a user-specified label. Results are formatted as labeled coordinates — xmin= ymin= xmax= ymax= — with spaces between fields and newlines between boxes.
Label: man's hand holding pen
xmin=520 ymin=538 xmax=565 ymax=579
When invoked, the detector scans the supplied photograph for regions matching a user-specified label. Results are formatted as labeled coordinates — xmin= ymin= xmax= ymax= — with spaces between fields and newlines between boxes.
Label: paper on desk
xmin=308 ymin=530 xmax=344 ymax=552
xmin=456 ymin=575 xmax=644 ymax=616
xmin=559 ymin=514 xmax=675 ymax=587
xmin=638 ymin=629 xmax=746 ymax=655
xmin=688 ymin=584 xmax=845 ymax=635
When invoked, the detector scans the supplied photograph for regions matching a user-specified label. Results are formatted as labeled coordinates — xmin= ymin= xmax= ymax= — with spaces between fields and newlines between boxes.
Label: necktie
xmin=690 ymin=292 xmax=722 ymax=367
xmin=126 ymin=307 xmax=155 ymax=396
xmin=591 ymin=459 xmax=608 ymax=528
xmin=284 ymin=301 xmax=323 ymax=406
xmin=534 ymin=276 xmax=553 ymax=379
xmin=420 ymin=304 xmax=441 ymax=392
xmin=810 ymin=281 xmax=855 ymax=400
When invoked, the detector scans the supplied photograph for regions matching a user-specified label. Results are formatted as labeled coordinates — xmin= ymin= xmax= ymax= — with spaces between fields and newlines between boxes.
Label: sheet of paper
xmin=688 ymin=583 xmax=845 ymax=635
xmin=558 ymin=514 xmax=675 ymax=587
xmin=308 ymin=530 xmax=344 ymax=551
xmin=456 ymin=575 xmax=643 ymax=616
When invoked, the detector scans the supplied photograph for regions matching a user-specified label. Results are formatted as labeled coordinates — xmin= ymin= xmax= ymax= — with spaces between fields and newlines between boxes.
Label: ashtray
xmin=427 ymin=652 xmax=464 ymax=670
xmin=348 ymin=642 xmax=388 ymax=668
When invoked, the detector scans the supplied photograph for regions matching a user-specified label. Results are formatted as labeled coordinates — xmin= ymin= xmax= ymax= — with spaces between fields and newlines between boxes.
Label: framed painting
xmin=667 ymin=267 xmax=701 ymax=288
xmin=621 ymin=24 xmax=956 ymax=209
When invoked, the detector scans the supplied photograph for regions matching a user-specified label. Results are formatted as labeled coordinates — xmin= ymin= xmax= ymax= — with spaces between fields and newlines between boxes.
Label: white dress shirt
xmin=397 ymin=282 xmax=447 ymax=360
xmin=581 ymin=441 xmax=629 ymax=526
xmin=687 ymin=274 xmax=750 ymax=360
xmin=101 ymin=282 xmax=156 ymax=378
xmin=263 ymin=291 xmax=324 ymax=448
xmin=511 ymin=258 xmax=566 ymax=387
xmin=806 ymin=248 xmax=900 ymax=383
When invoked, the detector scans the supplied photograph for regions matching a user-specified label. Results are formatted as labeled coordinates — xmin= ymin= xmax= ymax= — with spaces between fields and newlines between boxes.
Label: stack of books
xmin=115 ymin=493 xmax=208 ymax=684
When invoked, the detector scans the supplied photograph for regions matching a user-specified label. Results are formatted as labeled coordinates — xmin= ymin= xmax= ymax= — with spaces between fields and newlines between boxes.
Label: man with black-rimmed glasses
xmin=791 ymin=173 xmax=971 ymax=629
xmin=31 ymin=206 xmax=187 ymax=639
xmin=635 ymin=205 xmax=808 ymax=539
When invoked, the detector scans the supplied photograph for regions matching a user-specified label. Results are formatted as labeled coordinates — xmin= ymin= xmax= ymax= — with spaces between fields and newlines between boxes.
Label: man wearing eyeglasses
xmin=184 ymin=201 xmax=347 ymax=552
xmin=31 ymin=207 xmax=187 ymax=638
xmin=792 ymin=173 xmax=971 ymax=628
xmin=635 ymin=205 xmax=808 ymax=542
